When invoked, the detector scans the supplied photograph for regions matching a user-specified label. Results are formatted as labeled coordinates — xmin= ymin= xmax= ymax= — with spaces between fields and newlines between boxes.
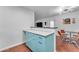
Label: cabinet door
xmin=35 ymin=35 xmax=45 ymax=52
xmin=25 ymin=32 xmax=31 ymax=41
xmin=26 ymin=34 xmax=45 ymax=52
xmin=45 ymin=33 xmax=54 ymax=52
xmin=26 ymin=32 xmax=36 ymax=42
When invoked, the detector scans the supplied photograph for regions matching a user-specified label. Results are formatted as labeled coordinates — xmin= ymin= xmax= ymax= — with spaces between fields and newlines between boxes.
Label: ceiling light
xmin=57 ymin=6 xmax=78 ymax=14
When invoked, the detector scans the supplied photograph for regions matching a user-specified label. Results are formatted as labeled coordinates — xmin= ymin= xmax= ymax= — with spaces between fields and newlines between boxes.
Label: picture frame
xmin=63 ymin=18 xmax=71 ymax=24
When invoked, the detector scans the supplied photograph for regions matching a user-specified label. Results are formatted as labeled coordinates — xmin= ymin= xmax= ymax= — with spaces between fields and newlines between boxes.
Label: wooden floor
xmin=56 ymin=36 xmax=79 ymax=52
xmin=3 ymin=36 xmax=79 ymax=52
xmin=3 ymin=43 xmax=32 ymax=52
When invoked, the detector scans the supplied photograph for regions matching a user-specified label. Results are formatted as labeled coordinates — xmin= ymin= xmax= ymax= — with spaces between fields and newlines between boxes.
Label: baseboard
xmin=0 ymin=41 xmax=25 ymax=52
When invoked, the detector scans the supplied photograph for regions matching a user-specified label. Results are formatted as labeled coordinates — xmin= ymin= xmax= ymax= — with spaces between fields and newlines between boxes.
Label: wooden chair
xmin=60 ymin=30 xmax=68 ymax=37
xmin=58 ymin=30 xmax=70 ymax=43
xmin=69 ymin=32 xmax=79 ymax=48
xmin=61 ymin=30 xmax=65 ymax=33
xmin=57 ymin=31 xmax=62 ymax=36
xmin=57 ymin=30 xmax=67 ymax=40
xmin=76 ymin=32 xmax=79 ymax=40
xmin=72 ymin=32 xmax=79 ymax=40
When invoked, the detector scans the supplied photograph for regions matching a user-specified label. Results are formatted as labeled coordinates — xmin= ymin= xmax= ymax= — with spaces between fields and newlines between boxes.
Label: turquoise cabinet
xmin=25 ymin=31 xmax=54 ymax=52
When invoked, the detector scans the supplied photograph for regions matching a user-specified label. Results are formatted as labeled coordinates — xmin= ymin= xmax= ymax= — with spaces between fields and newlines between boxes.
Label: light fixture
xmin=57 ymin=6 xmax=78 ymax=15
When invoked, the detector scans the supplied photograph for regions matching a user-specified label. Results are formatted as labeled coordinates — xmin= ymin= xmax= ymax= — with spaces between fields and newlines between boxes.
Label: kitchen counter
xmin=23 ymin=28 xmax=56 ymax=52
xmin=23 ymin=28 xmax=55 ymax=36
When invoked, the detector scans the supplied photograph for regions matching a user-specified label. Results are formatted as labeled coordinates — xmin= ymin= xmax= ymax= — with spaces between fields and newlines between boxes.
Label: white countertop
xmin=64 ymin=29 xmax=79 ymax=32
xmin=23 ymin=28 xmax=55 ymax=36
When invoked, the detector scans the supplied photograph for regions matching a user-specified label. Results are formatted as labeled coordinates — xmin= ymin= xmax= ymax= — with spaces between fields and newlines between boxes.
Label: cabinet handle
xmin=38 ymin=41 xmax=42 ymax=44
xmin=38 ymin=37 xmax=43 ymax=39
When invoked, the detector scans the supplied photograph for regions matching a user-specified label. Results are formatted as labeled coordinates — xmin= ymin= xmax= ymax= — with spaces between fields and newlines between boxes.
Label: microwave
xmin=36 ymin=22 xmax=43 ymax=27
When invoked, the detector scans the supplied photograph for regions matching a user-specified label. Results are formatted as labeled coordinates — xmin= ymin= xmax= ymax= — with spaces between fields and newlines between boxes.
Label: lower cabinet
xmin=25 ymin=31 xmax=54 ymax=52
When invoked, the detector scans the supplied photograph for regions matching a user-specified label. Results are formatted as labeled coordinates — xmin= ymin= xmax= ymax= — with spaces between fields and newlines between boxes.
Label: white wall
xmin=0 ymin=7 xmax=34 ymax=50
xmin=54 ymin=10 xmax=79 ymax=31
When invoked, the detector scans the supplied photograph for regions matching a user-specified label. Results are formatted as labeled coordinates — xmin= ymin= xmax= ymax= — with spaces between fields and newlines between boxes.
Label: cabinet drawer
xmin=26 ymin=36 xmax=45 ymax=52
xmin=26 ymin=32 xmax=36 ymax=41
xmin=26 ymin=32 xmax=45 ymax=41
xmin=33 ymin=34 xmax=45 ymax=40
xmin=27 ymin=36 xmax=45 ymax=46
xmin=26 ymin=31 xmax=44 ymax=37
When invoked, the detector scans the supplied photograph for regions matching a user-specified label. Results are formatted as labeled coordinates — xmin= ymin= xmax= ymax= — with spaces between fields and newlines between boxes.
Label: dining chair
xmin=70 ymin=32 xmax=79 ymax=48
xmin=72 ymin=32 xmax=79 ymax=40
xmin=60 ymin=30 xmax=69 ymax=38
xmin=57 ymin=30 xmax=69 ymax=42
xmin=57 ymin=31 xmax=62 ymax=36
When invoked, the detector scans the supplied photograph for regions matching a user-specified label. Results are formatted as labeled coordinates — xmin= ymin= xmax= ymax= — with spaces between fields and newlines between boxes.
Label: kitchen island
xmin=23 ymin=27 xmax=56 ymax=52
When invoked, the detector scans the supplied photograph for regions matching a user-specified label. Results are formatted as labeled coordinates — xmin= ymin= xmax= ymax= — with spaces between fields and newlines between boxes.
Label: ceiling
xmin=24 ymin=6 xmax=79 ymax=20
